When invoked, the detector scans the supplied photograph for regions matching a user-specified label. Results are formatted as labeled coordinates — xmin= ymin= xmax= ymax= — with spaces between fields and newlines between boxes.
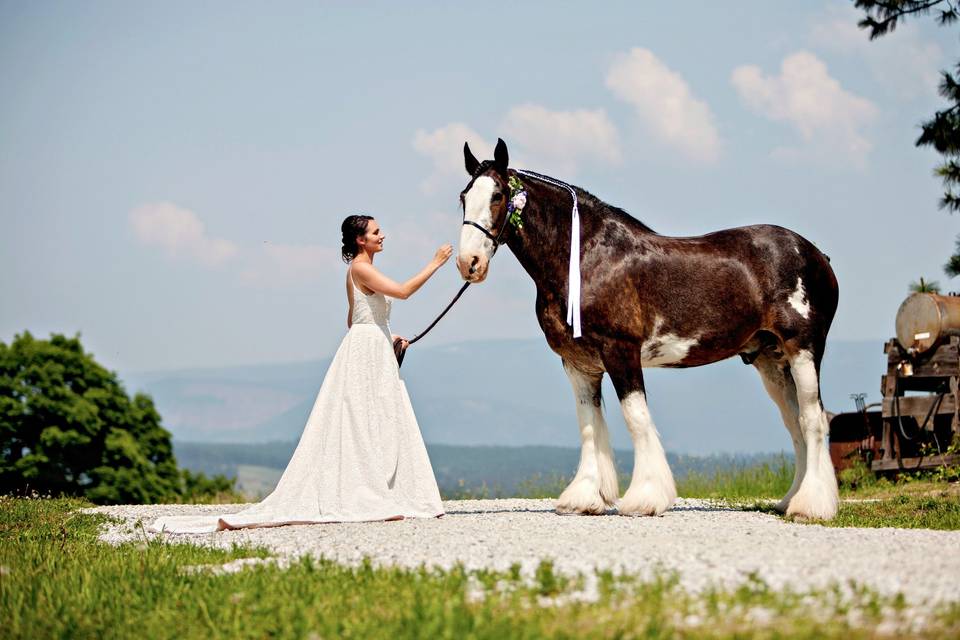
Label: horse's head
xmin=457 ymin=138 xmax=510 ymax=283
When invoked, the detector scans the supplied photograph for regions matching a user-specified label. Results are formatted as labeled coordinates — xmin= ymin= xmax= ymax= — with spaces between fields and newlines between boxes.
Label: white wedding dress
xmin=147 ymin=272 xmax=444 ymax=534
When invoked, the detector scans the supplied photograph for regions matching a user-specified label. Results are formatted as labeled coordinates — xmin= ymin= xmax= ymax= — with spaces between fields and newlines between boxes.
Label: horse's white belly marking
xmin=641 ymin=317 xmax=698 ymax=367
xmin=788 ymin=277 xmax=810 ymax=319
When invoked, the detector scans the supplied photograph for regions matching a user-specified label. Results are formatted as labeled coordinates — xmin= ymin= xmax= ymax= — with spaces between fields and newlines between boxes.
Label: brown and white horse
xmin=456 ymin=139 xmax=840 ymax=520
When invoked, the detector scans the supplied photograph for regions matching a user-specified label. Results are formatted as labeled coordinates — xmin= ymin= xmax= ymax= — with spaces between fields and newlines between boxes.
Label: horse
xmin=455 ymin=139 xmax=840 ymax=520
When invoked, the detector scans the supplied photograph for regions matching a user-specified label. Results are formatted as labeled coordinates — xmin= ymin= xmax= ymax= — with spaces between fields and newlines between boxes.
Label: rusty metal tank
xmin=895 ymin=293 xmax=960 ymax=353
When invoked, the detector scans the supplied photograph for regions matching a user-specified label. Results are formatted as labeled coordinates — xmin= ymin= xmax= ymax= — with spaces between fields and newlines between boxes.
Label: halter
xmin=460 ymin=161 xmax=514 ymax=252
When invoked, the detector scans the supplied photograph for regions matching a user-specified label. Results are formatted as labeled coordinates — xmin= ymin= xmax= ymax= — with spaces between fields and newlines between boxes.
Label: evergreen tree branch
xmin=856 ymin=0 xmax=953 ymax=38
xmin=945 ymin=237 xmax=960 ymax=276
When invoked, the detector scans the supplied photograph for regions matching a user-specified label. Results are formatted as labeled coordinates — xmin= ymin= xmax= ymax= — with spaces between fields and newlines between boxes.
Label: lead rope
xmin=394 ymin=282 xmax=471 ymax=368
xmin=407 ymin=282 xmax=471 ymax=346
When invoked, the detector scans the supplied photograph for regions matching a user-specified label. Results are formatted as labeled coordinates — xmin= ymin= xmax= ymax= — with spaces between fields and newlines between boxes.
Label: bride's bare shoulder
xmin=350 ymin=260 xmax=381 ymax=282
xmin=350 ymin=260 xmax=377 ymax=273
xmin=350 ymin=261 xmax=380 ymax=294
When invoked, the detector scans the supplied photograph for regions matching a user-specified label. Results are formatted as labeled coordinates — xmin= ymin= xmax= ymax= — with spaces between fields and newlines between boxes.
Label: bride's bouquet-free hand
xmin=392 ymin=334 xmax=409 ymax=366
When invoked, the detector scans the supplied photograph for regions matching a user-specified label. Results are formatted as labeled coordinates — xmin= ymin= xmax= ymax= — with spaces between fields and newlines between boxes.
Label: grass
xmin=3 ymin=495 xmax=960 ymax=639
xmin=676 ymin=454 xmax=795 ymax=500
xmin=827 ymin=492 xmax=960 ymax=530
xmin=675 ymin=455 xmax=960 ymax=530
xmin=493 ymin=455 xmax=960 ymax=531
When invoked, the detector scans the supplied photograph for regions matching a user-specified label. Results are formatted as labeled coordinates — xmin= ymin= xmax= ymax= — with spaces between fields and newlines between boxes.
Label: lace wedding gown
xmin=147 ymin=273 xmax=444 ymax=534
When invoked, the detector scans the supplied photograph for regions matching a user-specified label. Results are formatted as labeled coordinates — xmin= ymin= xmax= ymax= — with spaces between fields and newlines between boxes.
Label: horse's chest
xmin=535 ymin=297 xmax=572 ymax=349
xmin=533 ymin=298 xmax=595 ymax=367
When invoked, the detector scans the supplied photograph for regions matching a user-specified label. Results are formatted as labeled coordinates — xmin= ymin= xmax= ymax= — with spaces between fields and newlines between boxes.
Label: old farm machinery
xmin=829 ymin=293 xmax=960 ymax=475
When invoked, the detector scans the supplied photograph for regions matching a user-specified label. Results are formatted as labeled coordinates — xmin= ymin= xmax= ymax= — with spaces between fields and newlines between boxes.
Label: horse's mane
xmin=513 ymin=168 xmax=656 ymax=234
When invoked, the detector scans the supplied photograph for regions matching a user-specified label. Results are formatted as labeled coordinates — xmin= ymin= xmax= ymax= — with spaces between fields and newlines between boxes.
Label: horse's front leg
xmin=555 ymin=361 xmax=619 ymax=515
xmin=605 ymin=360 xmax=676 ymax=516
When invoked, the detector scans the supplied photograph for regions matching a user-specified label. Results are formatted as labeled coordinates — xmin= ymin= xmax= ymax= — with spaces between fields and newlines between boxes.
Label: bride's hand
xmin=392 ymin=334 xmax=409 ymax=348
xmin=432 ymin=244 xmax=453 ymax=268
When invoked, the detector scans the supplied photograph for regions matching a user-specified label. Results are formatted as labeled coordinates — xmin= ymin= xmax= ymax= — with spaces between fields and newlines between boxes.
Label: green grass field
xmin=4 ymin=459 xmax=960 ymax=639
xmin=676 ymin=456 xmax=960 ymax=530
xmin=3 ymin=495 xmax=960 ymax=639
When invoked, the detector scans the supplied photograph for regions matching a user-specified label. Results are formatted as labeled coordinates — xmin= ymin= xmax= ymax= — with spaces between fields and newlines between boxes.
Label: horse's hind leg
xmin=783 ymin=346 xmax=839 ymax=520
xmin=555 ymin=361 xmax=619 ymax=515
xmin=752 ymin=353 xmax=806 ymax=511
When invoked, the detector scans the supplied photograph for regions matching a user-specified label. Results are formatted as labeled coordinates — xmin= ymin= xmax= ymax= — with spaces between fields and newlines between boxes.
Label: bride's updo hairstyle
xmin=341 ymin=214 xmax=374 ymax=263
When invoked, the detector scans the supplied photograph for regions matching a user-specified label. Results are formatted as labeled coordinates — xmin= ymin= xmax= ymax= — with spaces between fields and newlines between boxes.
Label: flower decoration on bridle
xmin=507 ymin=175 xmax=527 ymax=230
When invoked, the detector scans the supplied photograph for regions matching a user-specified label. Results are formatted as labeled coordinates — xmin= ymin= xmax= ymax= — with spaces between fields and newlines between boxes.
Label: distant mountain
xmin=122 ymin=338 xmax=887 ymax=454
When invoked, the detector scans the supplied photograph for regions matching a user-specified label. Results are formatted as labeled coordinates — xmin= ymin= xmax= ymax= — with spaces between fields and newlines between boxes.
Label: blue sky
xmin=2 ymin=1 xmax=958 ymax=372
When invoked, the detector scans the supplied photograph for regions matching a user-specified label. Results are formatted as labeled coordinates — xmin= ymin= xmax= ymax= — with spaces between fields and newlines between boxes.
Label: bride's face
xmin=357 ymin=219 xmax=385 ymax=255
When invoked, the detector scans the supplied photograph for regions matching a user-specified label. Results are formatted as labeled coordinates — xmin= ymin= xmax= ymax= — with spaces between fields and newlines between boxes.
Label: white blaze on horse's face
xmin=457 ymin=176 xmax=497 ymax=282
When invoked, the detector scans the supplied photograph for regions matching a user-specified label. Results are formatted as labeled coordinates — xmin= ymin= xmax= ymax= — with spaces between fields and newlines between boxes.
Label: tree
xmin=855 ymin=0 xmax=960 ymax=278
xmin=948 ymin=237 xmax=960 ymax=276
xmin=0 ymin=332 xmax=235 ymax=504
xmin=909 ymin=276 xmax=942 ymax=292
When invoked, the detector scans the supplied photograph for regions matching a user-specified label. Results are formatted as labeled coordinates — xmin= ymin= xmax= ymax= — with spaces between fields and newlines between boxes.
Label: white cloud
xmin=810 ymin=6 xmax=942 ymax=100
xmin=413 ymin=107 xmax=617 ymax=187
xmin=129 ymin=202 xmax=339 ymax=285
xmin=501 ymin=104 xmax=621 ymax=175
xmin=731 ymin=51 xmax=879 ymax=167
xmin=130 ymin=202 xmax=237 ymax=266
xmin=240 ymin=242 xmax=341 ymax=286
xmin=412 ymin=124 xmax=493 ymax=194
xmin=605 ymin=48 xmax=721 ymax=163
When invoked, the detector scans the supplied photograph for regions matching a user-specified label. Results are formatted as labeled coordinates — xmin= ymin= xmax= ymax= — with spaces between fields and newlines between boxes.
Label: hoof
xmin=556 ymin=478 xmax=607 ymax=515
xmin=784 ymin=480 xmax=838 ymax=521
xmin=555 ymin=498 xmax=607 ymax=516
xmin=618 ymin=482 xmax=676 ymax=517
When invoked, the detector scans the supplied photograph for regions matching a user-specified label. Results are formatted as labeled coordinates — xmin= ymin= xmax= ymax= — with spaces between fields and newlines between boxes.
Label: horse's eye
xmin=491 ymin=193 xmax=503 ymax=202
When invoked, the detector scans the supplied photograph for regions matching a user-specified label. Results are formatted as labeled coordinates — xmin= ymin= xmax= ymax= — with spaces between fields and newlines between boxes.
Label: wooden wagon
xmin=829 ymin=293 xmax=960 ymax=475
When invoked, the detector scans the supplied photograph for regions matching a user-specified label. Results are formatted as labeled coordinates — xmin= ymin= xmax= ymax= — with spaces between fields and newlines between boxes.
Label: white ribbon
xmin=515 ymin=170 xmax=582 ymax=338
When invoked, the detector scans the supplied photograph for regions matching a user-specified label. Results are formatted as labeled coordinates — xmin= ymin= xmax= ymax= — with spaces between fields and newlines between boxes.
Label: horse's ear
xmin=464 ymin=142 xmax=480 ymax=176
xmin=493 ymin=138 xmax=509 ymax=175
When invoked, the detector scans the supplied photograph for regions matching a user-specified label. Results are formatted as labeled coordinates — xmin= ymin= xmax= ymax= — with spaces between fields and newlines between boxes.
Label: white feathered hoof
xmin=555 ymin=477 xmax=607 ymax=515
xmin=785 ymin=477 xmax=839 ymax=521
xmin=618 ymin=481 xmax=676 ymax=517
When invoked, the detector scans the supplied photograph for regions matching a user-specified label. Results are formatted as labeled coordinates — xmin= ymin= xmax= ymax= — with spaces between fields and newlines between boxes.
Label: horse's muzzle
xmin=457 ymin=254 xmax=488 ymax=283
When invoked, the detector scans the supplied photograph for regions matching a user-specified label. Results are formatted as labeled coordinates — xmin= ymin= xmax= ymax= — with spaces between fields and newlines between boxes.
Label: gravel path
xmin=83 ymin=498 xmax=960 ymax=607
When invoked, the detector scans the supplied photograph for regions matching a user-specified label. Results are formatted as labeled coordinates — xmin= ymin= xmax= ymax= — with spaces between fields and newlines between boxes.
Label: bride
xmin=148 ymin=215 xmax=453 ymax=533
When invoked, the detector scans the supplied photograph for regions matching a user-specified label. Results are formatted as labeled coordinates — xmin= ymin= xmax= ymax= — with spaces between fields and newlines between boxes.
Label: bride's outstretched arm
xmin=352 ymin=244 xmax=452 ymax=300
